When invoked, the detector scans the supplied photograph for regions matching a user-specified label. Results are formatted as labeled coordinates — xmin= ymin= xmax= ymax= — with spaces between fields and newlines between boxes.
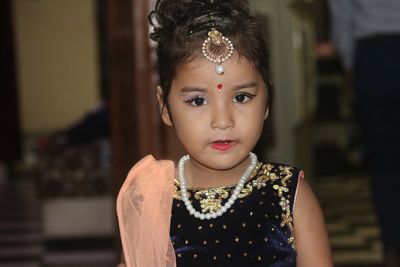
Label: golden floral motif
xmin=279 ymin=166 xmax=292 ymax=186
xmin=238 ymin=184 xmax=253 ymax=198
xmin=273 ymin=184 xmax=289 ymax=197
xmin=173 ymin=183 xmax=191 ymax=200
xmin=273 ymin=166 xmax=296 ymax=248
xmin=195 ymin=188 xmax=229 ymax=213
xmin=252 ymin=163 xmax=279 ymax=189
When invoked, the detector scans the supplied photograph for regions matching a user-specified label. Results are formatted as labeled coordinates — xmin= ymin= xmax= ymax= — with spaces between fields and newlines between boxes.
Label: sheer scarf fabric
xmin=116 ymin=155 xmax=176 ymax=267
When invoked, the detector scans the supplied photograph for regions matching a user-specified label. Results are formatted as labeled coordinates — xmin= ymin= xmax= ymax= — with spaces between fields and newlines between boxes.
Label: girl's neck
xmin=178 ymin=155 xmax=251 ymax=189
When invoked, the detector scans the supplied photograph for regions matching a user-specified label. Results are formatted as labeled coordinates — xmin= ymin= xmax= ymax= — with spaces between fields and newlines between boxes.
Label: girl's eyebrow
xmin=181 ymin=86 xmax=207 ymax=93
xmin=233 ymin=81 xmax=258 ymax=90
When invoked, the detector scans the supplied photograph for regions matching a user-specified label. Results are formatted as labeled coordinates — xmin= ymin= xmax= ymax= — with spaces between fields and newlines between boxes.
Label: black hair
xmin=149 ymin=0 xmax=272 ymax=108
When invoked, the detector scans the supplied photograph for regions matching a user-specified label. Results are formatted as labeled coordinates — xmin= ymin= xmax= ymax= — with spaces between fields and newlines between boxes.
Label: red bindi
xmin=217 ymin=83 xmax=223 ymax=92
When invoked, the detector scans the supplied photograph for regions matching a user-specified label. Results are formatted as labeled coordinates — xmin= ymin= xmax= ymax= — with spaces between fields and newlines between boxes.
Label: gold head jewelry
xmin=202 ymin=28 xmax=234 ymax=75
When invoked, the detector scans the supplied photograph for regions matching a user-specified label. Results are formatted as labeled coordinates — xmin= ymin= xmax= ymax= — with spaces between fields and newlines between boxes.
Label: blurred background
xmin=0 ymin=0 xmax=387 ymax=266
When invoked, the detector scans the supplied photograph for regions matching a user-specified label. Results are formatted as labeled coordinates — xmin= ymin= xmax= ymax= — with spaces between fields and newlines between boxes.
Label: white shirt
xmin=328 ymin=0 xmax=400 ymax=70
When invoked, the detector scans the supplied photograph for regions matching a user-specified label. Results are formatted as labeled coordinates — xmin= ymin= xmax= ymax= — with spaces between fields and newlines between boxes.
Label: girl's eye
xmin=233 ymin=93 xmax=255 ymax=103
xmin=186 ymin=97 xmax=208 ymax=106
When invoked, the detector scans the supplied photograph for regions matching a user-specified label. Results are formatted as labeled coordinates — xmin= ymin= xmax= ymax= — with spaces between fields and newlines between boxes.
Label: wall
xmin=249 ymin=0 xmax=297 ymax=164
xmin=249 ymin=0 xmax=316 ymax=171
xmin=13 ymin=0 xmax=99 ymax=134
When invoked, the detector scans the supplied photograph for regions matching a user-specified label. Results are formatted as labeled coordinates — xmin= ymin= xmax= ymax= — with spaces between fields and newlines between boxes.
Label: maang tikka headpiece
xmin=202 ymin=28 xmax=234 ymax=75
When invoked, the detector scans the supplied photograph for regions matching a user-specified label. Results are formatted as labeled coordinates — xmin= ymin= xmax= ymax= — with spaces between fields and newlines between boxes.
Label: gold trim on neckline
xmin=174 ymin=162 xmax=262 ymax=191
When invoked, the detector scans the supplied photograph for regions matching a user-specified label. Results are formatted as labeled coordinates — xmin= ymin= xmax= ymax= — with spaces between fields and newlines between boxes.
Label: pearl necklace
xmin=178 ymin=153 xmax=258 ymax=220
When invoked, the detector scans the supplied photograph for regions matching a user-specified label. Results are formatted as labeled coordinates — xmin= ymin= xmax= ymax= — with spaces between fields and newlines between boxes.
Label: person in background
xmin=328 ymin=1 xmax=400 ymax=266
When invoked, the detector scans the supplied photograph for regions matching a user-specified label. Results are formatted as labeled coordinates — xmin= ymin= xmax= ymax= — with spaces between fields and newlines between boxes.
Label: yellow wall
xmin=13 ymin=0 xmax=99 ymax=134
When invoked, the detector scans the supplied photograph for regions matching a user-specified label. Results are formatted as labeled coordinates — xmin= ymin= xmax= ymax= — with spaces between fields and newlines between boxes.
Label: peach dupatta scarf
xmin=116 ymin=155 xmax=176 ymax=267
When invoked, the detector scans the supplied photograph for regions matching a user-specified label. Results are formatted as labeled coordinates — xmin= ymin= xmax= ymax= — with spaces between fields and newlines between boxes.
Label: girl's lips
xmin=211 ymin=140 xmax=237 ymax=151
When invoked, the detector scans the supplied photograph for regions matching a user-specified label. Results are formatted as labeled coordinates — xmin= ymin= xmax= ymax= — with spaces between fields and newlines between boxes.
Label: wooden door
xmin=0 ymin=0 xmax=21 ymax=163
xmin=104 ymin=0 xmax=183 ymax=191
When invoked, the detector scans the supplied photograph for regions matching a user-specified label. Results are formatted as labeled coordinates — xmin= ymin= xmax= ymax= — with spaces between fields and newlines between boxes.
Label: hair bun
xmin=149 ymin=0 xmax=250 ymax=41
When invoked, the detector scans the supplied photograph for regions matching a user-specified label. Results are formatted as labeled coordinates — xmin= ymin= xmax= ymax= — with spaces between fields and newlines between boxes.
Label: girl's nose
xmin=210 ymin=103 xmax=234 ymax=130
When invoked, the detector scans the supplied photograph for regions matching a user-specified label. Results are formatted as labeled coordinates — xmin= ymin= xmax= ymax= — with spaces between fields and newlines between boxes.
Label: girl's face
xmin=158 ymin=55 xmax=268 ymax=172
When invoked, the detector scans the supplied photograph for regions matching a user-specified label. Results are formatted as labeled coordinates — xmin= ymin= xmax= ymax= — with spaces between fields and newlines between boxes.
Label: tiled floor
xmin=0 ymin=178 xmax=118 ymax=267
xmin=315 ymin=175 xmax=384 ymax=267
xmin=0 ymin=173 xmax=384 ymax=266
xmin=0 ymin=179 xmax=42 ymax=267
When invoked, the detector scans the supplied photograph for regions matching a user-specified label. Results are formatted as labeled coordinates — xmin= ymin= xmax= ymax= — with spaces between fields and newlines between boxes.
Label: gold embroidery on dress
xmin=273 ymin=184 xmax=289 ymax=197
xmin=172 ymin=161 xmax=297 ymax=248
xmin=251 ymin=163 xmax=280 ymax=189
xmin=173 ymin=162 xmax=261 ymax=199
xmin=195 ymin=188 xmax=229 ymax=213
xmin=173 ymin=163 xmax=261 ymax=213
xmin=173 ymin=184 xmax=191 ymax=200
xmin=273 ymin=165 xmax=296 ymax=248
xmin=279 ymin=166 xmax=292 ymax=186
xmin=238 ymin=184 xmax=253 ymax=198
xmin=280 ymin=197 xmax=295 ymax=245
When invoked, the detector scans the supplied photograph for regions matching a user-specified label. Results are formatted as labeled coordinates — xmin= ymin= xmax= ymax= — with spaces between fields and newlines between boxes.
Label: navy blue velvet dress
xmin=170 ymin=162 xmax=301 ymax=267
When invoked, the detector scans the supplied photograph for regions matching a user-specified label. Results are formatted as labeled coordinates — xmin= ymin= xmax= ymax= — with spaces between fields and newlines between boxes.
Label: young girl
xmin=117 ymin=0 xmax=332 ymax=266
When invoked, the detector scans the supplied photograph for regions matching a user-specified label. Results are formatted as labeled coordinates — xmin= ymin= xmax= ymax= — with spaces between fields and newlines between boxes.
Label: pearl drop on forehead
xmin=216 ymin=65 xmax=224 ymax=74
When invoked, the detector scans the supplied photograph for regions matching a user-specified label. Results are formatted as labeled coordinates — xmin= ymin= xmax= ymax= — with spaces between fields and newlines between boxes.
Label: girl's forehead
xmin=173 ymin=55 xmax=261 ymax=85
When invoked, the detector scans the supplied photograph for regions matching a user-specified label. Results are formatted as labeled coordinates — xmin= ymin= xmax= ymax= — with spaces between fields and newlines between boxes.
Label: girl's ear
xmin=264 ymin=107 xmax=269 ymax=120
xmin=157 ymin=86 xmax=173 ymax=126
